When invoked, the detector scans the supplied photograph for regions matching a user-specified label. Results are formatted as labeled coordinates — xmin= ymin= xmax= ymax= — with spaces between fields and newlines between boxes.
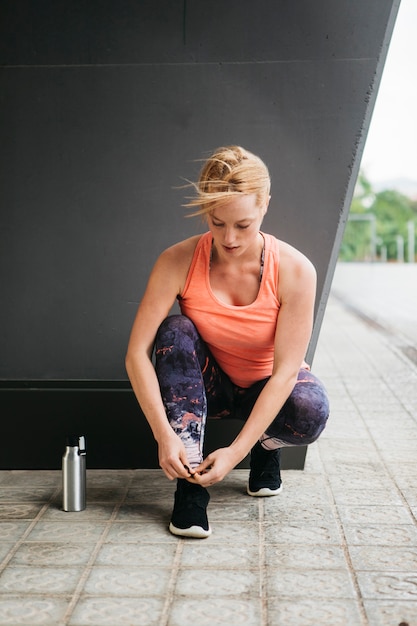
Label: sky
xmin=360 ymin=0 xmax=417 ymax=187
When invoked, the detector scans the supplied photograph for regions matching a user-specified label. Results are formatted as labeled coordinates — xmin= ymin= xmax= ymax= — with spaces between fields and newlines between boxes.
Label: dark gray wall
xmin=0 ymin=0 xmax=399 ymax=468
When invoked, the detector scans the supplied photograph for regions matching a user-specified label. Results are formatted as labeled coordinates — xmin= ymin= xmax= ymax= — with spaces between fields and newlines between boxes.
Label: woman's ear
xmin=262 ymin=195 xmax=271 ymax=216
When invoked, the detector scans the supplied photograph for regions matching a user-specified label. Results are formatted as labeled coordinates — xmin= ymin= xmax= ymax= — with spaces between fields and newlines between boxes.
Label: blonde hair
xmin=184 ymin=146 xmax=271 ymax=218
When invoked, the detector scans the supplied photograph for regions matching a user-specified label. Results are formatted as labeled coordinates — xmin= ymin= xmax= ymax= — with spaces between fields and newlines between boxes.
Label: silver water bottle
xmin=62 ymin=435 xmax=86 ymax=511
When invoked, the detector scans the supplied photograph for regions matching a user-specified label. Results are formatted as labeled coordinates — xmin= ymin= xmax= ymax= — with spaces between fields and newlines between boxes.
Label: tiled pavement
xmin=0 ymin=294 xmax=417 ymax=626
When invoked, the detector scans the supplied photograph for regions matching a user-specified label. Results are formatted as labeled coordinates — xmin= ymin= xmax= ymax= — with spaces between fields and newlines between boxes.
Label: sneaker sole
xmin=169 ymin=522 xmax=212 ymax=539
xmin=247 ymin=484 xmax=283 ymax=497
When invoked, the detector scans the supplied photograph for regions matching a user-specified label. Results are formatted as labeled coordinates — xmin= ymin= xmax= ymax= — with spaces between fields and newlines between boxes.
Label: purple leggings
xmin=155 ymin=315 xmax=329 ymax=467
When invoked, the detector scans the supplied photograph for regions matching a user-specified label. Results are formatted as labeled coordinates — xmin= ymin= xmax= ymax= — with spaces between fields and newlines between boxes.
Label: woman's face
xmin=207 ymin=193 xmax=269 ymax=258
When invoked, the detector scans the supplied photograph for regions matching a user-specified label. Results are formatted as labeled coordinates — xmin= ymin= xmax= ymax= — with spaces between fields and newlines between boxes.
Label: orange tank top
xmin=178 ymin=231 xmax=280 ymax=388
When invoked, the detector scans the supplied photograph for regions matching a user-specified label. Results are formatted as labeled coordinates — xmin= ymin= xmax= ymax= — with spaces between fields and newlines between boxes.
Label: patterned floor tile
xmin=357 ymin=571 xmax=417 ymax=600
xmin=390 ymin=462 xmax=417 ymax=484
xmin=202 ymin=521 xmax=259 ymax=543
xmin=264 ymin=520 xmax=342 ymax=545
xmin=68 ymin=597 xmax=164 ymax=626
xmin=267 ymin=479 xmax=330 ymax=506
xmin=0 ymin=595 xmax=68 ymax=626
xmin=83 ymin=566 xmax=171 ymax=597
xmin=0 ymin=521 xmax=32 ymax=542
xmin=0 ymin=471 xmax=60 ymax=487
xmin=105 ymin=521 xmax=176 ymax=544
xmin=10 ymin=541 xmax=96 ymax=567
xmin=208 ymin=501 xmax=259 ymax=521
xmin=116 ymin=502 xmax=172 ymax=522
xmin=330 ymin=489 xmax=404 ymax=507
xmin=318 ymin=441 xmax=379 ymax=463
xmin=397 ymin=488 xmax=417 ymax=506
xmin=265 ymin=544 xmax=348 ymax=570
xmin=0 ymin=487 xmax=57 ymax=503
xmin=263 ymin=502 xmax=337 ymax=526
xmin=0 ymin=566 xmax=83 ymax=594
xmin=267 ymin=598 xmax=363 ymax=626
xmin=337 ymin=504 xmax=415 ymax=526
xmin=169 ymin=597 xmax=261 ymax=626
xmin=275 ymin=471 xmax=327 ymax=491
xmin=95 ymin=542 xmax=177 ymax=567
xmin=363 ymin=599 xmax=417 ymax=626
xmin=26 ymin=520 xmax=107 ymax=543
xmin=0 ymin=503 xmax=44 ymax=520
xmin=181 ymin=543 xmax=259 ymax=568
xmin=380 ymin=448 xmax=417 ymax=464
xmin=349 ymin=545 xmax=417 ymax=571
xmin=42 ymin=502 xmax=115 ymax=521
xmin=175 ymin=568 xmax=259 ymax=597
xmin=266 ymin=569 xmax=356 ymax=600
xmin=0 ymin=543 xmax=14 ymax=562
xmin=327 ymin=473 xmax=395 ymax=492
xmin=342 ymin=524 xmax=417 ymax=547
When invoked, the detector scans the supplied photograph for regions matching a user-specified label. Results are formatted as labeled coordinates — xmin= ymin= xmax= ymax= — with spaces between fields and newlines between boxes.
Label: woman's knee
xmin=156 ymin=315 xmax=198 ymax=346
xmin=287 ymin=373 xmax=329 ymax=444
xmin=267 ymin=371 xmax=329 ymax=446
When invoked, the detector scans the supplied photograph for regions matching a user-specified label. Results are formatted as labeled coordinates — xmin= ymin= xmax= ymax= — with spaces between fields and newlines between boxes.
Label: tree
xmin=339 ymin=172 xmax=417 ymax=261
xmin=373 ymin=189 xmax=415 ymax=260
xmin=339 ymin=173 xmax=375 ymax=261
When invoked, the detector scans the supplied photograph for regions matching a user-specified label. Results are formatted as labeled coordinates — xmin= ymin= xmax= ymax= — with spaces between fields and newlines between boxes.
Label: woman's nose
xmin=223 ymin=227 xmax=235 ymax=245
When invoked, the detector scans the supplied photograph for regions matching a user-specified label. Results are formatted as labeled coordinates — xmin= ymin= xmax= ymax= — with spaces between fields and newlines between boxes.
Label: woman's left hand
xmin=189 ymin=447 xmax=241 ymax=487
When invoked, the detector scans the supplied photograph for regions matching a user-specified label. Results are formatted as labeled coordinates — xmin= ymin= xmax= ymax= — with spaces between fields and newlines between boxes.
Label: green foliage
xmin=339 ymin=172 xmax=417 ymax=261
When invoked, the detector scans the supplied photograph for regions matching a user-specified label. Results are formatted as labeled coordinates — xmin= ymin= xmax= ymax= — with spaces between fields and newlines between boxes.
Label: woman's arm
xmin=192 ymin=244 xmax=317 ymax=486
xmin=125 ymin=238 xmax=200 ymax=480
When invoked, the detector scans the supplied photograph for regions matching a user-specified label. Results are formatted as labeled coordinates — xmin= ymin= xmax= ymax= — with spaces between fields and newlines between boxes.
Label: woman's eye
xmin=237 ymin=224 xmax=249 ymax=230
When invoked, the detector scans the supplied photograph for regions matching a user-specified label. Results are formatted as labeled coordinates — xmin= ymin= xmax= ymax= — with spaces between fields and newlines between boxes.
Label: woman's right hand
xmin=158 ymin=432 xmax=195 ymax=481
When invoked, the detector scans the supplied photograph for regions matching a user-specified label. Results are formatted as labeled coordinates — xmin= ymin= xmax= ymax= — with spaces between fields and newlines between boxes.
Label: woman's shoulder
xmin=146 ymin=234 xmax=206 ymax=298
xmin=277 ymin=239 xmax=316 ymax=282
xmin=262 ymin=233 xmax=312 ymax=267
xmin=162 ymin=233 xmax=206 ymax=261
xmin=155 ymin=233 xmax=207 ymax=279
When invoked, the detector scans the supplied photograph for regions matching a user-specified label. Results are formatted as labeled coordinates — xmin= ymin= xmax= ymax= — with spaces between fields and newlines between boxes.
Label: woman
xmin=126 ymin=146 xmax=329 ymax=538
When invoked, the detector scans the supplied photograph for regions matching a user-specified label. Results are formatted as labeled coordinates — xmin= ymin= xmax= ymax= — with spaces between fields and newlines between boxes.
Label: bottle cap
xmin=66 ymin=435 xmax=86 ymax=450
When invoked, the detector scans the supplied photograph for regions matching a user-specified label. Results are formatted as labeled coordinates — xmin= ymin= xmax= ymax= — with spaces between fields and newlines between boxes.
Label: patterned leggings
xmin=155 ymin=315 xmax=329 ymax=467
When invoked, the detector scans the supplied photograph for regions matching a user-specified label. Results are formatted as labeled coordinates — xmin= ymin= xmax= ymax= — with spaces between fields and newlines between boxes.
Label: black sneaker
xmin=247 ymin=441 xmax=283 ymax=497
xmin=169 ymin=479 xmax=212 ymax=538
